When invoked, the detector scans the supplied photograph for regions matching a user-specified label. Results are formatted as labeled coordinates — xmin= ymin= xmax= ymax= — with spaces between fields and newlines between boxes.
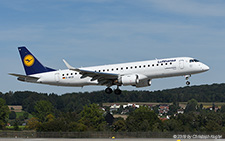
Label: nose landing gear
xmin=185 ymin=75 xmax=191 ymax=86
xmin=186 ymin=81 xmax=190 ymax=85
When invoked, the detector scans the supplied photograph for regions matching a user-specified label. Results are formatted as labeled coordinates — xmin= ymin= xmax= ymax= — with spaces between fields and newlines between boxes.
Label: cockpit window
xmin=194 ymin=59 xmax=199 ymax=62
xmin=190 ymin=59 xmax=200 ymax=63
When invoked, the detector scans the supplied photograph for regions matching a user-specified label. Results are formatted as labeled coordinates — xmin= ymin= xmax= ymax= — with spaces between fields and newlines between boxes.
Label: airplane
xmin=9 ymin=47 xmax=210 ymax=95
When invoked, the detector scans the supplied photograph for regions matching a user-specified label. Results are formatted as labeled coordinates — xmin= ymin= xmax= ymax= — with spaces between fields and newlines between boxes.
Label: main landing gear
xmin=105 ymin=86 xmax=122 ymax=95
xmin=185 ymin=75 xmax=191 ymax=86
xmin=105 ymin=87 xmax=113 ymax=94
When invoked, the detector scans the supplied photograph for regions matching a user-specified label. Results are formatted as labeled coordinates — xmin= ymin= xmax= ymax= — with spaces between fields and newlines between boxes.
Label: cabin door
xmin=179 ymin=59 xmax=184 ymax=69
xmin=55 ymin=73 xmax=60 ymax=82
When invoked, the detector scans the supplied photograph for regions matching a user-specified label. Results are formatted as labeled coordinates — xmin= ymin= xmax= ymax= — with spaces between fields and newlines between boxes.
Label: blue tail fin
xmin=18 ymin=46 xmax=56 ymax=75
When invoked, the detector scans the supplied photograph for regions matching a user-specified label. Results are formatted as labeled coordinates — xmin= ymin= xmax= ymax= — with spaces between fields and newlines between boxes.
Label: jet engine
xmin=119 ymin=74 xmax=150 ymax=88
xmin=136 ymin=79 xmax=151 ymax=88
xmin=119 ymin=74 xmax=139 ymax=86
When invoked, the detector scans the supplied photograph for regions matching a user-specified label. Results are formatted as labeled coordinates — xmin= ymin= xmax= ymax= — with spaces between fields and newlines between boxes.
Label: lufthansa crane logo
xmin=24 ymin=55 xmax=35 ymax=67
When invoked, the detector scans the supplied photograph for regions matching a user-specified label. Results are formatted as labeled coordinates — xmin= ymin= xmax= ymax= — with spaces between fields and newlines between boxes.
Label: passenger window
xmin=67 ymin=73 xmax=69 ymax=76
xmin=152 ymin=64 xmax=154 ymax=67
xmin=126 ymin=67 xmax=128 ymax=69
xmin=130 ymin=67 xmax=133 ymax=69
xmin=143 ymin=65 xmax=146 ymax=67
xmin=139 ymin=66 xmax=141 ymax=68
xmin=107 ymin=69 xmax=109 ymax=71
xmin=62 ymin=74 xmax=64 ymax=76
xmin=157 ymin=64 xmax=159 ymax=66
xmin=112 ymin=69 xmax=114 ymax=71
xmin=135 ymin=66 xmax=137 ymax=68
xmin=148 ymin=65 xmax=150 ymax=67
xmin=161 ymin=64 xmax=163 ymax=66
xmin=170 ymin=62 xmax=172 ymax=65
xmin=71 ymin=73 xmax=73 ymax=75
xmin=121 ymin=68 xmax=123 ymax=70
xmin=116 ymin=68 xmax=118 ymax=70
xmin=165 ymin=63 xmax=167 ymax=65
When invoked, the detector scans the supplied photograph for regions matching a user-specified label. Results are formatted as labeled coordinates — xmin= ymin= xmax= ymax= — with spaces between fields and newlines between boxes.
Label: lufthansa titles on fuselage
xmin=157 ymin=59 xmax=176 ymax=64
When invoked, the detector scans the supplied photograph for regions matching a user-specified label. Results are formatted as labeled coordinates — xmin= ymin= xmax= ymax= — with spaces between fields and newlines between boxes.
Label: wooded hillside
xmin=1 ymin=83 xmax=225 ymax=113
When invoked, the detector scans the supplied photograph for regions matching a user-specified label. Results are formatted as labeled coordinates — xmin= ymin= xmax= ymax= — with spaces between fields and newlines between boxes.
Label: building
xmin=158 ymin=104 xmax=169 ymax=115
xmin=123 ymin=103 xmax=140 ymax=108
xmin=110 ymin=104 xmax=121 ymax=113
xmin=8 ymin=105 xmax=22 ymax=112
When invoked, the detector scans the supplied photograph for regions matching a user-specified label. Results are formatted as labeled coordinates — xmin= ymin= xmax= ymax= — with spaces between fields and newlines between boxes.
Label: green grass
xmin=6 ymin=126 xmax=25 ymax=130
xmin=16 ymin=112 xmax=24 ymax=117
xmin=16 ymin=111 xmax=33 ymax=118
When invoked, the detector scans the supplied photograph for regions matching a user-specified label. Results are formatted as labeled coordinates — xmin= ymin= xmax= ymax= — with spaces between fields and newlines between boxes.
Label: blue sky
xmin=1 ymin=0 xmax=225 ymax=94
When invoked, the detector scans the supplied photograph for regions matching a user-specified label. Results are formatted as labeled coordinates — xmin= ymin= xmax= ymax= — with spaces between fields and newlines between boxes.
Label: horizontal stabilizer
xmin=9 ymin=73 xmax=40 ymax=82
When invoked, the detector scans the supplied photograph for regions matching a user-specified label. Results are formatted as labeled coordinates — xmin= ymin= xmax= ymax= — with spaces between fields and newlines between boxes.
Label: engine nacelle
xmin=136 ymin=79 xmax=151 ymax=88
xmin=119 ymin=74 xmax=150 ymax=87
xmin=119 ymin=74 xmax=139 ymax=86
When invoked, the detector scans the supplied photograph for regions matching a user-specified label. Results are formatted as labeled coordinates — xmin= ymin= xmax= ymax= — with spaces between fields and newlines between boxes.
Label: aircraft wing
xmin=9 ymin=73 xmax=40 ymax=81
xmin=63 ymin=59 xmax=119 ymax=85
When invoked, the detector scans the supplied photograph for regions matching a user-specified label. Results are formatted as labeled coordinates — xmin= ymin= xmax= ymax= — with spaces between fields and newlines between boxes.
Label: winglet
xmin=63 ymin=59 xmax=76 ymax=70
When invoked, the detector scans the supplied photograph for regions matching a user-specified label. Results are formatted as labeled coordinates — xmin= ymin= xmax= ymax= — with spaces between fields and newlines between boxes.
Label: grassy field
xmin=16 ymin=111 xmax=33 ymax=119
xmin=198 ymin=102 xmax=225 ymax=108
xmin=6 ymin=126 xmax=25 ymax=130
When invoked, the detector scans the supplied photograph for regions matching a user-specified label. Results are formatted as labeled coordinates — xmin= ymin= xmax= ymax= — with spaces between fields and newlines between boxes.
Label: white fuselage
xmin=27 ymin=57 xmax=209 ymax=88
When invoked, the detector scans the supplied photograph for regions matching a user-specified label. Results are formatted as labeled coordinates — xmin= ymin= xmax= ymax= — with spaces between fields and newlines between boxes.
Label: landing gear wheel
xmin=186 ymin=81 xmax=190 ymax=85
xmin=114 ymin=89 xmax=122 ymax=95
xmin=105 ymin=87 xmax=113 ymax=94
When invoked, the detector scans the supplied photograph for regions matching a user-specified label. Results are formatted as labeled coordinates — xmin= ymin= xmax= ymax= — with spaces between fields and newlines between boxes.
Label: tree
xmin=205 ymin=120 xmax=221 ymax=131
xmin=168 ymin=102 xmax=180 ymax=115
xmin=0 ymin=98 xmax=10 ymax=129
xmin=105 ymin=112 xmax=114 ymax=125
xmin=185 ymin=99 xmax=198 ymax=113
xmin=9 ymin=111 xmax=17 ymax=120
xmin=26 ymin=117 xmax=40 ymax=130
xmin=45 ymin=114 xmax=55 ymax=122
xmin=200 ymin=104 xmax=203 ymax=110
xmin=164 ymin=119 xmax=183 ymax=132
xmin=126 ymin=106 xmax=161 ymax=132
xmin=79 ymin=103 xmax=106 ymax=131
xmin=33 ymin=100 xmax=54 ymax=122
xmin=23 ymin=112 xmax=29 ymax=119
xmin=113 ymin=119 xmax=127 ymax=132
xmin=220 ymin=105 xmax=225 ymax=113
xmin=13 ymin=119 xmax=19 ymax=131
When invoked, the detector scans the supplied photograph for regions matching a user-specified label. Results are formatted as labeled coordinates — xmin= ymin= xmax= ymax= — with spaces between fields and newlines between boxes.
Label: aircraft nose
xmin=202 ymin=64 xmax=210 ymax=71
